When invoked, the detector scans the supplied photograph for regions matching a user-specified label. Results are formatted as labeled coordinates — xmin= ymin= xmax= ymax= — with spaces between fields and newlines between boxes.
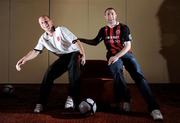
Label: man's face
xmin=38 ymin=16 xmax=53 ymax=32
xmin=104 ymin=9 xmax=117 ymax=24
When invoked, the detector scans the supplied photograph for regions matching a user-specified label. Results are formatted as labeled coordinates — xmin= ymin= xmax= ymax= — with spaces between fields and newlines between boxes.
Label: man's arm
xmin=115 ymin=41 xmax=131 ymax=58
xmin=16 ymin=50 xmax=40 ymax=71
xmin=108 ymin=41 xmax=131 ymax=65
xmin=78 ymin=28 xmax=104 ymax=46
xmin=78 ymin=38 xmax=99 ymax=46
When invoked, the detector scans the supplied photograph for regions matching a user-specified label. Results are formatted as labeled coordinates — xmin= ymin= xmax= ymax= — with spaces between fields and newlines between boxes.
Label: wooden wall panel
xmin=49 ymin=0 xmax=89 ymax=83
xmin=0 ymin=0 xmax=9 ymax=83
xmin=9 ymin=0 xmax=49 ymax=83
xmin=126 ymin=0 xmax=169 ymax=83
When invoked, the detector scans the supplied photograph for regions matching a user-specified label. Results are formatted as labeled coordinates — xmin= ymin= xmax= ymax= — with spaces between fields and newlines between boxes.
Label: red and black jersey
xmin=93 ymin=23 xmax=132 ymax=59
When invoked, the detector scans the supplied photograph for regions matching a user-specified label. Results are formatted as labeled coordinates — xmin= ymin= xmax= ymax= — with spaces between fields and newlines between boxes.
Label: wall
xmin=0 ymin=0 xmax=179 ymax=83
xmin=157 ymin=0 xmax=180 ymax=83
xmin=0 ymin=0 xmax=49 ymax=84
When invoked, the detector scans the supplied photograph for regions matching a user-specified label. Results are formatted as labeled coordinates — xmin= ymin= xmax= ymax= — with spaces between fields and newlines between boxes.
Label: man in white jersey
xmin=16 ymin=15 xmax=86 ymax=113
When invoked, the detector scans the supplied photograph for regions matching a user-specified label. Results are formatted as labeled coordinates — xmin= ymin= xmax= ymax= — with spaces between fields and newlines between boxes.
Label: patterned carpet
xmin=0 ymin=84 xmax=180 ymax=123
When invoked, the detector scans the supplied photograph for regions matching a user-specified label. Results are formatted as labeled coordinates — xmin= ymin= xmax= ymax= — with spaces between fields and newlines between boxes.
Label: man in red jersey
xmin=79 ymin=8 xmax=163 ymax=120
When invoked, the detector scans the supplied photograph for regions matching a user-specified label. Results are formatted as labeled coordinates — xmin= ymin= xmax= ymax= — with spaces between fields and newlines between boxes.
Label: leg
xmin=38 ymin=56 xmax=68 ymax=106
xmin=123 ymin=52 xmax=160 ymax=111
xmin=68 ymin=52 xmax=81 ymax=99
xmin=108 ymin=59 xmax=131 ymax=103
xmin=63 ymin=52 xmax=81 ymax=109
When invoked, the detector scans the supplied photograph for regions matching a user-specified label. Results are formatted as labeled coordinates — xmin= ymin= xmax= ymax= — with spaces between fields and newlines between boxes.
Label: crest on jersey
xmin=57 ymin=36 xmax=61 ymax=41
xmin=116 ymin=30 xmax=120 ymax=35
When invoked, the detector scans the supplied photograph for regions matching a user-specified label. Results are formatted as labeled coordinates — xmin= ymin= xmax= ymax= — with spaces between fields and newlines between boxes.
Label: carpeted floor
xmin=0 ymin=84 xmax=180 ymax=123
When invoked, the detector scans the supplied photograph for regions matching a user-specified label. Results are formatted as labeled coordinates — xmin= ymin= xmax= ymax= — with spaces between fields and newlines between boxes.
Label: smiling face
xmin=38 ymin=16 xmax=53 ymax=32
xmin=104 ymin=8 xmax=117 ymax=25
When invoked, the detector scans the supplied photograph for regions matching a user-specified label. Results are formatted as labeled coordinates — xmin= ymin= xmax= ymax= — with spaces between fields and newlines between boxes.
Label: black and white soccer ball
xmin=79 ymin=98 xmax=97 ymax=115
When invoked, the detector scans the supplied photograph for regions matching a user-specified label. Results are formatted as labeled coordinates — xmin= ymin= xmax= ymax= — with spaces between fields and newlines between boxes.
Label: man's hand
xmin=16 ymin=64 xmax=21 ymax=71
xmin=16 ymin=58 xmax=26 ymax=71
xmin=81 ymin=55 xmax=86 ymax=66
xmin=108 ymin=56 xmax=119 ymax=65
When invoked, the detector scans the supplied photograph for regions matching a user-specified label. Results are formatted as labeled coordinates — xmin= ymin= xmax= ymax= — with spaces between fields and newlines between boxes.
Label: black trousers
xmin=38 ymin=51 xmax=81 ymax=105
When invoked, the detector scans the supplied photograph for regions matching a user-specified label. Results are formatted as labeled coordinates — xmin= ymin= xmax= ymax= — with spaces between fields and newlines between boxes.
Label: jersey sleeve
xmin=34 ymin=35 xmax=45 ymax=53
xmin=61 ymin=26 xmax=78 ymax=43
xmin=78 ymin=27 xmax=104 ymax=45
xmin=121 ymin=25 xmax=132 ymax=42
xmin=93 ymin=27 xmax=104 ymax=43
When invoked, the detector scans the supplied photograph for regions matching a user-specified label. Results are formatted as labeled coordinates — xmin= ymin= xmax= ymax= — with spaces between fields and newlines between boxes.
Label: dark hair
xmin=104 ymin=7 xmax=116 ymax=14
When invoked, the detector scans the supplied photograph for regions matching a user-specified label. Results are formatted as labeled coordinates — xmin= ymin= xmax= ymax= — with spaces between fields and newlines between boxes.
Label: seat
xmin=80 ymin=60 xmax=114 ymax=104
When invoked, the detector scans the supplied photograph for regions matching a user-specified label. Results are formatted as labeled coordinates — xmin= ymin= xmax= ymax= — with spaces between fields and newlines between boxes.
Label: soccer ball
xmin=2 ymin=84 xmax=14 ymax=96
xmin=79 ymin=98 xmax=97 ymax=115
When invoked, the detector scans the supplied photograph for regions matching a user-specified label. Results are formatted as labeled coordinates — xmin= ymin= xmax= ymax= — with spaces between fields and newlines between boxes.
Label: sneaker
xmin=64 ymin=96 xmax=74 ymax=109
xmin=34 ymin=104 xmax=43 ymax=113
xmin=151 ymin=109 xmax=163 ymax=120
xmin=122 ymin=102 xmax=131 ymax=113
